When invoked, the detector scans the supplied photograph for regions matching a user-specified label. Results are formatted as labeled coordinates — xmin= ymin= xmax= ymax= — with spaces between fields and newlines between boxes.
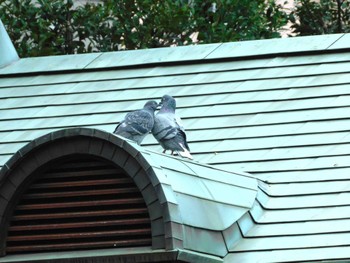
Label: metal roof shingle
xmin=1 ymin=34 xmax=350 ymax=262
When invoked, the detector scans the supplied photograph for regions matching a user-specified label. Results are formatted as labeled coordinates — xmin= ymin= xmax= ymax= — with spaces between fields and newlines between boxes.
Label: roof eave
xmin=1 ymin=33 xmax=350 ymax=77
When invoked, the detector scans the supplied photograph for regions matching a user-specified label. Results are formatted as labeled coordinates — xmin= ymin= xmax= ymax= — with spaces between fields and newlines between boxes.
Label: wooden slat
xmin=23 ymin=187 xmax=138 ymax=199
xmin=42 ymin=168 xmax=124 ymax=179
xmin=6 ymin=238 xmax=153 ymax=253
xmin=56 ymin=161 xmax=118 ymax=170
xmin=16 ymin=197 xmax=144 ymax=210
xmin=7 ymin=228 xmax=152 ymax=241
xmin=9 ymin=218 xmax=150 ymax=231
xmin=12 ymin=207 xmax=149 ymax=221
xmin=30 ymin=178 xmax=131 ymax=189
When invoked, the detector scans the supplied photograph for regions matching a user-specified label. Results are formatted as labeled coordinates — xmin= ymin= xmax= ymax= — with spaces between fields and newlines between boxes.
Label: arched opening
xmin=6 ymin=154 xmax=152 ymax=254
xmin=0 ymin=128 xmax=183 ymax=258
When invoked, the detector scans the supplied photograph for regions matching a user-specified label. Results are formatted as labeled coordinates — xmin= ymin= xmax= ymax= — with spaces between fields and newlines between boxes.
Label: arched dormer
xmin=0 ymin=128 xmax=258 ymax=262
xmin=0 ymin=128 xmax=179 ymax=257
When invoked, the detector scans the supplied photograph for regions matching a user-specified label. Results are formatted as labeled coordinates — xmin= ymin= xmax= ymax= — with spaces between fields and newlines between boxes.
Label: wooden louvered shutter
xmin=6 ymin=155 xmax=152 ymax=254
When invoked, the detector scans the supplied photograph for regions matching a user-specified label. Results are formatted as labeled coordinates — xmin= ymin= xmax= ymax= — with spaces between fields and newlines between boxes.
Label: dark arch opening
xmin=0 ymin=129 xmax=179 ymax=257
xmin=5 ymin=154 xmax=152 ymax=254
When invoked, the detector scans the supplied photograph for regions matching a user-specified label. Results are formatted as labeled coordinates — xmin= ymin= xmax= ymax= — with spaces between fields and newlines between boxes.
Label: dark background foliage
xmin=0 ymin=0 xmax=289 ymax=57
xmin=3 ymin=0 xmax=350 ymax=58
xmin=290 ymin=0 xmax=350 ymax=35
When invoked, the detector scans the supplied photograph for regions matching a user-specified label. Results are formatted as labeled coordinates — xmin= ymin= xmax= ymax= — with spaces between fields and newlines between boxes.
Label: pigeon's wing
xmin=174 ymin=115 xmax=190 ymax=151
xmin=177 ymin=129 xmax=190 ymax=151
xmin=175 ymin=115 xmax=186 ymax=131
xmin=152 ymin=113 xmax=178 ymax=140
xmin=121 ymin=110 xmax=154 ymax=135
xmin=114 ymin=120 xmax=124 ymax=133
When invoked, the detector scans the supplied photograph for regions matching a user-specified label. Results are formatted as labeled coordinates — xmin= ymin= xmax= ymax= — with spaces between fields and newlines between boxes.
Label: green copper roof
xmin=1 ymin=33 xmax=350 ymax=262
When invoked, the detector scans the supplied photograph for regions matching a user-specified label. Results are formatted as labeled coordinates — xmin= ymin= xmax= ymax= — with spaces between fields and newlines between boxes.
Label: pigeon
xmin=114 ymin=100 xmax=158 ymax=145
xmin=152 ymin=95 xmax=192 ymax=159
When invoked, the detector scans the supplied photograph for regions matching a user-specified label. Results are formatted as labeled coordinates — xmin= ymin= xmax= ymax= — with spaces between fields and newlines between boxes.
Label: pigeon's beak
xmin=157 ymin=101 xmax=162 ymax=109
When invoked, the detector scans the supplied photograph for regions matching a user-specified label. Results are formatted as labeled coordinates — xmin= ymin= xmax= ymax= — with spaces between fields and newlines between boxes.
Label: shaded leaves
xmin=0 ymin=0 xmax=288 ymax=57
xmin=291 ymin=0 xmax=350 ymax=36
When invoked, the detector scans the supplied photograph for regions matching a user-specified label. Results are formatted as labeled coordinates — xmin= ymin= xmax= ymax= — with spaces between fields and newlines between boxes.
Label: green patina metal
xmin=1 ymin=33 xmax=350 ymax=262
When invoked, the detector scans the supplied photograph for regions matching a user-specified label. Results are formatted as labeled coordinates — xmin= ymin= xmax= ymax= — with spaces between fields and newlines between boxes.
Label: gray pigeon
xmin=152 ymin=95 xmax=192 ymax=159
xmin=114 ymin=100 xmax=158 ymax=145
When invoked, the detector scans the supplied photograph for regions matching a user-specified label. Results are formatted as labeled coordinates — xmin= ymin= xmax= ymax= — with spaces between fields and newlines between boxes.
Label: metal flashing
xmin=0 ymin=248 xmax=179 ymax=263
xmin=206 ymin=34 xmax=344 ymax=60
xmin=2 ymin=34 xmax=350 ymax=76
xmin=0 ymin=19 xmax=19 ymax=69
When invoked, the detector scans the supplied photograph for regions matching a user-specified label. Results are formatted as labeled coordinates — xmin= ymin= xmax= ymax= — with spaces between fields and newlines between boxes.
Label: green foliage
xmin=291 ymin=0 xmax=350 ymax=35
xmin=192 ymin=0 xmax=288 ymax=43
xmin=1 ymin=0 xmax=76 ymax=56
xmin=0 ymin=0 xmax=288 ymax=58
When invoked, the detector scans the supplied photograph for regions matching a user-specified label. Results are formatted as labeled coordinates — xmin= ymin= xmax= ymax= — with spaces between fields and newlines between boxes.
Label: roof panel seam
xmin=326 ymin=33 xmax=346 ymax=50
xmin=82 ymin=53 xmax=104 ymax=69
xmin=203 ymin=43 xmax=224 ymax=60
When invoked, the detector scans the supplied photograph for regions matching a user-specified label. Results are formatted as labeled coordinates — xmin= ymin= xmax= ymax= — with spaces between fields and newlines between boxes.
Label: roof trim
xmin=0 ymin=19 xmax=19 ymax=69
xmin=0 ymin=33 xmax=349 ymax=76
xmin=0 ymin=248 xmax=224 ymax=263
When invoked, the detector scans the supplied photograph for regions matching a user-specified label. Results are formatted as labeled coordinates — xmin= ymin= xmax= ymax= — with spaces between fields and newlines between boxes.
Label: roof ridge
xmin=1 ymin=34 xmax=350 ymax=76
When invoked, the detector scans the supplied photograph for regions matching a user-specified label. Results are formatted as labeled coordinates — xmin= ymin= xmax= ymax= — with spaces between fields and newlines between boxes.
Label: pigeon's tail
xmin=177 ymin=143 xmax=193 ymax=160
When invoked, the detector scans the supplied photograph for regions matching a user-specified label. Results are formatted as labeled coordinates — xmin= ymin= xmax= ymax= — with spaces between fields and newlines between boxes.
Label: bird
xmin=152 ymin=95 xmax=192 ymax=159
xmin=113 ymin=100 xmax=158 ymax=145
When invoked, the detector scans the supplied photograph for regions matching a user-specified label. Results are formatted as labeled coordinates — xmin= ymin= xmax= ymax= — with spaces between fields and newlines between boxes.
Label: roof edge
xmin=0 ymin=248 xmax=178 ymax=263
xmin=1 ymin=33 xmax=350 ymax=76
xmin=0 ymin=248 xmax=224 ymax=263
xmin=0 ymin=19 xmax=19 ymax=69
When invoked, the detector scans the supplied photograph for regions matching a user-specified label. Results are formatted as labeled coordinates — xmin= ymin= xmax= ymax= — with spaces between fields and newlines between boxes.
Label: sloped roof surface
xmin=1 ymin=33 xmax=350 ymax=262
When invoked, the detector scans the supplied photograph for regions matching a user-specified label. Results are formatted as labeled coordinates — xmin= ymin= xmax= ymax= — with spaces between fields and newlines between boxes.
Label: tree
xmin=0 ymin=0 xmax=288 ymax=58
xmin=192 ymin=0 xmax=288 ymax=42
xmin=290 ymin=0 xmax=350 ymax=35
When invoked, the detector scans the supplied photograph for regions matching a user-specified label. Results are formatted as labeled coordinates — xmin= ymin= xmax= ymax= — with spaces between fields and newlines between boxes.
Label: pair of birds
xmin=113 ymin=95 xmax=192 ymax=159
